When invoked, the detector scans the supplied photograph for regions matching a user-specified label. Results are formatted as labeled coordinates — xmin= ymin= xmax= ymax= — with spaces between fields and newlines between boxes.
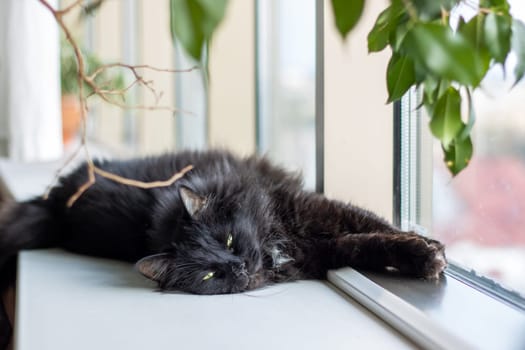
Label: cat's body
xmin=0 ymin=150 xmax=446 ymax=347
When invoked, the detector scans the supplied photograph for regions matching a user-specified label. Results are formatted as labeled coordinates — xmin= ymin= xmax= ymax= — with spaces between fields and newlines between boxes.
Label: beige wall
xmin=94 ymin=0 xmax=125 ymax=151
xmin=208 ymin=0 xmax=256 ymax=156
xmin=138 ymin=0 xmax=176 ymax=154
xmin=324 ymin=0 xmax=393 ymax=220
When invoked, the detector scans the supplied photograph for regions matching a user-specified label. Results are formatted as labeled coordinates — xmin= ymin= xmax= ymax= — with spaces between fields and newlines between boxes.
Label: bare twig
xmin=94 ymin=165 xmax=194 ymax=189
xmin=87 ymin=63 xmax=199 ymax=111
xmin=66 ymin=165 xmax=194 ymax=207
xmin=89 ymin=63 xmax=198 ymax=105
xmin=66 ymin=168 xmax=96 ymax=207
xmin=37 ymin=0 xmax=195 ymax=206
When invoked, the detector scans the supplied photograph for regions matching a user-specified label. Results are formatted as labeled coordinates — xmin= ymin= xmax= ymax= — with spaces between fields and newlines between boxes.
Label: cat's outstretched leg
xmin=285 ymin=191 xmax=447 ymax=279
xmin=332 ymin=232 xmax=447 ymax=279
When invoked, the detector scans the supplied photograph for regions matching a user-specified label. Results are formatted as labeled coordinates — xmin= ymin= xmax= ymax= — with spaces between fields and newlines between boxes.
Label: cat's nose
xmin=231 ymin=262 xmax=247 ymax=277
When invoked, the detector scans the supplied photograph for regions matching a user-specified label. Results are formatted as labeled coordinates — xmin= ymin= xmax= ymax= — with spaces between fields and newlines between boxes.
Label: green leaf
xmin=458 ymin=87 xmax=476 ymax=141
xmin=511 ymin=19 xmax=525 ymax=85
xmin=411 ymin=0 xmax=459 ymax=21
xmin=458 ymin=14 xmax=486 ymax=52
xmin=389 ymin=20 xmax=410 ymax=52
xmin=430 ymin=87 xmax=463 ymax=148
xmin=421 ymin=76 xmax=439 ymax=106
xmin=170 ymin=0 xmax=228 ymax=62
xmin=422 ymin=78 xmax=449 ymax=116
xmin=367 ymin=8 xmax=391 ymax=52
xmin=367 ymin=0 xmax=404 ymax=52
xmin=436 ymin=79 xmax=451 ymax=99
xmin=386 ymin=54 xmax=416 ymax=102
xmin=484 ymin=13 xmax=512 ymax=64
xmin=435 ymin=87 xmax=474 ymax=175
xmin=443 ymin=135 xmax=473 ymax=175
xmin=331 ymin=0 xmax=365 ymax=40
xmin=457 ymin=15 xmax=492 ymax=76
xmin=413 ymin=57 xmax=427 ymax=84
xmin=402 ymin=23 xmax=489 ymax=86
xmin=423 ymin=76 xmax=439 ymax=105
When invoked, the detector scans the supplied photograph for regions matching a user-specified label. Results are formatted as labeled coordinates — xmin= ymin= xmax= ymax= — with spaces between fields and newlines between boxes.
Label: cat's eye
xmin=226 ymin=233 xmax=233 ymax=250
xmin=202 ymin=271 xmax=215 ymax=281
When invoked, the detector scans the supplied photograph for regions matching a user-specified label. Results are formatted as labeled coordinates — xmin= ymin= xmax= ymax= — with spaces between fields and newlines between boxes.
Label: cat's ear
xmin=135 ymin=253 xmax=173 ymax=282
xmin=179 ymin=186 xmax=207 ymax=218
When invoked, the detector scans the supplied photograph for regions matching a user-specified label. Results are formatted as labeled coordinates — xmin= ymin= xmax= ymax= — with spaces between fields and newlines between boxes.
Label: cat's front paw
xmin=420 ymin=240 xmax=447 ymax=279
xmin=395 ymin=235 xmax=447 ymax=280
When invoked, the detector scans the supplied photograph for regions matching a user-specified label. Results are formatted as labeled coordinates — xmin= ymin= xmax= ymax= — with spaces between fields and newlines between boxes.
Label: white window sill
xmin=14 ymin=249 xmax=414 ymax=350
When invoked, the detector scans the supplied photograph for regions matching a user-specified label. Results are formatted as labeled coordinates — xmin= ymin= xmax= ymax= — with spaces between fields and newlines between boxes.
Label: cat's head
xmin=137 ymin=186 xmax=270 ymax=294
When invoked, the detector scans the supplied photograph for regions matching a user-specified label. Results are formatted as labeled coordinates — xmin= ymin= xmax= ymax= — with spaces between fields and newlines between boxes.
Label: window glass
xmin=256 ymin=0 xmax=316 ymax=189
xmin=432 ymin=1 xmax=525 ymax=295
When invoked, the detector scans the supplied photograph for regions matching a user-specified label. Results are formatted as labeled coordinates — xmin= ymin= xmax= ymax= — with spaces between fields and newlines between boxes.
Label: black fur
xmin=0 ymin=150 xmax=446 ymax=347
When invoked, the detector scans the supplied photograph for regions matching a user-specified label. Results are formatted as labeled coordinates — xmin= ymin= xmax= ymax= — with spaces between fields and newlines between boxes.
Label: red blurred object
xmin=436 ymin=156 xmax=525 ymax=246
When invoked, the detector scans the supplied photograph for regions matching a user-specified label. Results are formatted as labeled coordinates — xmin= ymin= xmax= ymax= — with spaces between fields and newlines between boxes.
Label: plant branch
xmin=38 ymin=0 xmax=194 ymax=207
xmin=93 ymin=165 xmax=194 ymax=189
xmin=87 ymin=63 xmax=199 ymax=107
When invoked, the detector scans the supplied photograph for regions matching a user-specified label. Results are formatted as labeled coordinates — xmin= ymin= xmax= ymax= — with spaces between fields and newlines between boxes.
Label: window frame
xmin=394 ymin=88 xmax=525 ymax=312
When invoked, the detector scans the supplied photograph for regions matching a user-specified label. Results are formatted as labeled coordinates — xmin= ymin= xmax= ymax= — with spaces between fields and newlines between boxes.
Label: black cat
xmin=0 ymin=149 xmax=446 ymax=347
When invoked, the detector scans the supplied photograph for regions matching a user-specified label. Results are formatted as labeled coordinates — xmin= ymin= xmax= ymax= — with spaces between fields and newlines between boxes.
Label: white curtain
xmin=0 ymin=0 xmax=63 ymax=161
